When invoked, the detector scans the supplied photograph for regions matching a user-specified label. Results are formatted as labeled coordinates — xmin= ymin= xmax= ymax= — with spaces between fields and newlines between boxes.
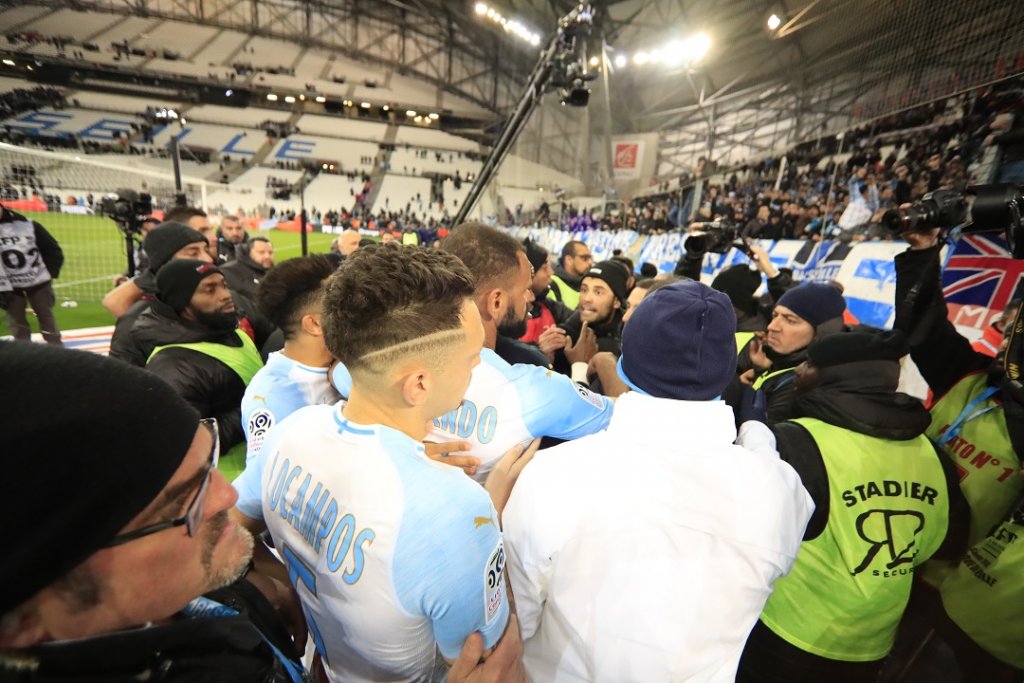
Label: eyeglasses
xmin=106 ymin=418 xmax=220 ymax=547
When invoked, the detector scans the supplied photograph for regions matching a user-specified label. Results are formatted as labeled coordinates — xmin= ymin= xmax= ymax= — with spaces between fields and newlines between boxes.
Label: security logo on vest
xmin=851 ymin=509 xmax=925 ymax=576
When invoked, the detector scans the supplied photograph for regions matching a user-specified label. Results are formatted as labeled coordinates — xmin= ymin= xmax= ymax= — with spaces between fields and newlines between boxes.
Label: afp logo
xmin=850 ymin=510 xmax=925 ymax=576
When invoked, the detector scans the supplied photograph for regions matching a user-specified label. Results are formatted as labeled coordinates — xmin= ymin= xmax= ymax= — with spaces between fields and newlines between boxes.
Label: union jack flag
xmin=942 ymin=234 xmax=1024 ymax=312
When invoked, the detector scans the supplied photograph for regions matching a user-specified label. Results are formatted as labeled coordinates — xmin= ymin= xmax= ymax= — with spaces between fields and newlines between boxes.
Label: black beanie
xmin=807 ymin=328 xmax=909 ymax=369
xmin=144 ymin=222 xmax=208 ymax=273
xmin=522 ymin=238 xmax=549 ymax=272
xmin=0 ymin=342 xmax=199 ymax=614
xmin=711 ymin=265 xmax=762 ymax=317
xmin=583 ymin=260 xmax=629 ymax=305
xmin=157 ymin=259 xmax=222 ymax=312
xmin=776 ymin=282 xmax=846 ymax=328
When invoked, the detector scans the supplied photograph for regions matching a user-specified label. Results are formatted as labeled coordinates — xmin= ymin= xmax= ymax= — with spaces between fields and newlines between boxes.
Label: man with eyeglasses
xmin=548 ymin=239 xmax=593 ymax=310
xmin=0 ymin=342 xmax=306 ymax=682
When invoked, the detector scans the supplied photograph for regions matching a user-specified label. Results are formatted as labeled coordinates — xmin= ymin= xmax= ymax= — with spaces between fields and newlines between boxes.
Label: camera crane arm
xmin=453 ymin=3 xmax=594 ymax=227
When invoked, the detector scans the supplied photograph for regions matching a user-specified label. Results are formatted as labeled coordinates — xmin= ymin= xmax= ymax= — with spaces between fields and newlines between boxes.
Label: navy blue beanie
xmin=776 ymin=283 xmax=846 ymax=328
xmin=620 ymin=280 xmax=736 ymax=400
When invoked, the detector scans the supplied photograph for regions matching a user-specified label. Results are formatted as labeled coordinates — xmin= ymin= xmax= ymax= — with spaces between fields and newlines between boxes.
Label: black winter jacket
xmin=219 ymin=253 xmax=267 ymax=302
xmin=110 ymin=291 xmax=274 ymax=368
xmin=133 ymin=300 xmax=252 ymax=449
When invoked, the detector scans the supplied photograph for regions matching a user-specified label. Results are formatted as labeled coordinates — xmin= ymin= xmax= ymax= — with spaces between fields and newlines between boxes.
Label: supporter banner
xmin=1 ymin=198 xmax=47 ymax=212
xmin=499 ymin=227 xmax=1020 ymax=332
xmin=59 ymin=204 xmax=93 ymax=215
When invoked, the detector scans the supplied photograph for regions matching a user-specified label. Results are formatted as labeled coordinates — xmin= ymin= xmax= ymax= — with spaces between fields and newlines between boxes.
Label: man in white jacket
xmin=502 ymin=280 xmax=814 ymax=682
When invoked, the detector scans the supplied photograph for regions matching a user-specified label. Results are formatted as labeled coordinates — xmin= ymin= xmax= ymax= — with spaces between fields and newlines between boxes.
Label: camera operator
xmin=893 ymin=223 xmax=1024 ymax=679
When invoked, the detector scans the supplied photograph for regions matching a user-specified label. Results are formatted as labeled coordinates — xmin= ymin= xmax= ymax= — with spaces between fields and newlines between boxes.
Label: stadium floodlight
xmin=360 ymin=102 xmax=371 ymax=108
xmin=299 ymin=94 xmax=306 ymax=101
xmin=633 ymin=51 xmax=649 ymax=65
xmin=589 ymin=56 xmax=600 ymax=67
xmin=406 ymin=110 xmax=417 ymax=117
xmin=315 ymin=96 xmax=326 ymax=103
xmin=1 ymin=59 xmax=14 ymax=67
xmin=225 ymin=89 xmax=233 ymax=96
xmin=414 ymin=115 xmax=423 ymax=122
xmin=475 ymin=2 xmax=543 ymax=49
xmin=382 ymin=104 xmax=390 ymax=111
xmin=267 ymin=93 xmax=278 ymax=101
xmin=614 ymin=54 xmax=627 ymax=68
xmin=284 ymin=95 xmax=296 ymax=103
xmin=767 ymin=13 xmax=782 ymax=30
xmin=428 ymin=113 xmax=439 ymax=120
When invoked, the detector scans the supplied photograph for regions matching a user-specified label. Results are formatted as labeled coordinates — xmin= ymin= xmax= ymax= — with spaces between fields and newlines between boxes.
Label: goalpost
xmin=0 ymin=142 xmax=216 ymax=304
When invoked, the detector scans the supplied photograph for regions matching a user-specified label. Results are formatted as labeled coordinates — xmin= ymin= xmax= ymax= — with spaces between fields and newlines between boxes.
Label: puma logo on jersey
xmin=251 ymin=395 xmax=268 ymax=403
xmin=474 ymin=516 xmax=495 ymax=528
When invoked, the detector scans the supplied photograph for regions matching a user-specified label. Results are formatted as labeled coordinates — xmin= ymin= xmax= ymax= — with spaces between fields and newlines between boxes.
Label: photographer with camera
xmin=892 ymin=186 xmax=1024 ymax=679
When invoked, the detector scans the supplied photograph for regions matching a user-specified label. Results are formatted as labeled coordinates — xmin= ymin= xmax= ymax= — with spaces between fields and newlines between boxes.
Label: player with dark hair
xmin=236 ymin=243 xmax=531 ymax=681
xmin=238 ymin=254 xmax=339 ymax=465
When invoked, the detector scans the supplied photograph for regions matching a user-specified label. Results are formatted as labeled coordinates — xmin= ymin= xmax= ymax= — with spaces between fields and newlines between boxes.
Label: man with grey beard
xmin=0 ymin=342 xmax=306 ymax=681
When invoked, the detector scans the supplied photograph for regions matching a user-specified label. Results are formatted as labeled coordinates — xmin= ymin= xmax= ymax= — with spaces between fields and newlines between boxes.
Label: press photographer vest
xmin=760 ymin=417 xmax=948 ymax=662
xmin=939 ymin=497 xmax=1024 ymax=669
xmin=925 ymin=372 xmax=1020 ymax=549
xmin=147 ymin=329 xmax=263 ymax=386
xmin=0 ymin=213 xmax=50 ymax=291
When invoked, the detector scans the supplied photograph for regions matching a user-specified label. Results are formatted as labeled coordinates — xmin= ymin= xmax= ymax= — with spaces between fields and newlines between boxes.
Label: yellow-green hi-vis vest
xmin=548 ymin=274 xmax=580 ymax=310
xmin=940 ymin=500 xmax=1024 ymax=669
xmin=736 ymin=332 xmax=756 ymax=356
xmin=147 ymin=328 xmax=263 ymax=387
xmin=925 ymin=372 xmax=1020 ymax=548
xmin=752 ymin=366 xmax=794 ymax=391
xmin=760 ymin=417 xmax=949 ymax=662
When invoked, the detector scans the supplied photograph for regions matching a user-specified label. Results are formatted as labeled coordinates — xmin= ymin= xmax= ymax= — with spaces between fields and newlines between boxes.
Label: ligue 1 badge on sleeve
xmin=483 ymin=540 xmax=506 ymax=624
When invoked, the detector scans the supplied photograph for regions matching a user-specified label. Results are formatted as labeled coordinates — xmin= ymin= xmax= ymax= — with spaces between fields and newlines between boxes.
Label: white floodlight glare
xmin=406 ymin=110 xmax=417 ymax=117
xmin=360 ymin=101 xmax=370 ymax=108
xmin=284 ymin=95 xmax=296 ymax=103
xmin=315 ymin=95 xmax=326 ymax=103
xmin=476 ymin=2 xmax=542 ymax=48
xmin=633 ymin=51 xmax=649 ymax=65
xmin=589 ymin=56 xmax=600 ymax=67
xmin=614 ymin=54 xmax=627 ymax=68
xmin=382 ymin=104 xmax=390 ymax=111
xmin=414 ymin=115 xmax=423 ymax=122
xmin=428 ymin=113 xmax=439 ymax=120
xmin=1 ymin=59 xmax=14 ymax=66
xmin=225 ymin=89 xmax=233 ymax=96
xmin=767 ymin=14 xmax=782 ymax=30
xmin=267 ymin=94 xmax=278 ymax=101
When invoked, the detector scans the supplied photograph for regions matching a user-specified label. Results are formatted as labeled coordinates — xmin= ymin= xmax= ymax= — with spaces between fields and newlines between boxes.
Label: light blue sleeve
xmin=509 ymin=362 xmax=614 ymax=440
xmin=232 ymin=415 xmax=288 ymax=520
xmin=387 ymin=433 xmax=510 ymax=659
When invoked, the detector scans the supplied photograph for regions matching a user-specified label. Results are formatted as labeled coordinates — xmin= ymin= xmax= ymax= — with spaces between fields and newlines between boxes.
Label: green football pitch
xmin=0 ymin=212 xmax=339 ymax=336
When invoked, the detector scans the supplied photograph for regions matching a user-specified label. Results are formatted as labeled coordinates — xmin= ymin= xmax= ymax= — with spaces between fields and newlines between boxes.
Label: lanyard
xmin=181 ymin=596 xmax=306 ymax=683
xmin=937 ymin=386 xmax=1001 ymax=446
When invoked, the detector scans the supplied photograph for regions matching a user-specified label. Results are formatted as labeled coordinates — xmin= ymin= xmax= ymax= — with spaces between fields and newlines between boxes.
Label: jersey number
xmin=1 ymin=247 xmax=40 ymax=271
xmin=281 ymin=544 xmax=330 ymax=666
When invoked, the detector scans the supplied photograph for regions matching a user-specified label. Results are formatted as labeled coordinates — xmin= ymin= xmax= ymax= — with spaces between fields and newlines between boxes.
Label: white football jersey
xmin=259 ymin=403 xmax=509 ymax=682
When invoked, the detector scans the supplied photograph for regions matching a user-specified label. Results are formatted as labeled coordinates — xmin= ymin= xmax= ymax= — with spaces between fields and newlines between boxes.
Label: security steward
xmin=736 ymin=328 xmax=969 ymax=683
xmin=135 ymin=260 xmax=264 ymax=451
xmin=894 ymin=227 xmax=1024 ymax=679
xmin=731 ymin=282 xmax=846 ymax=424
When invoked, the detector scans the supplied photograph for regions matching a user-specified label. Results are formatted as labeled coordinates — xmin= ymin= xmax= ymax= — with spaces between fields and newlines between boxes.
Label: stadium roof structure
xmin=10 ymin=0 xmax=1024 ymax=184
